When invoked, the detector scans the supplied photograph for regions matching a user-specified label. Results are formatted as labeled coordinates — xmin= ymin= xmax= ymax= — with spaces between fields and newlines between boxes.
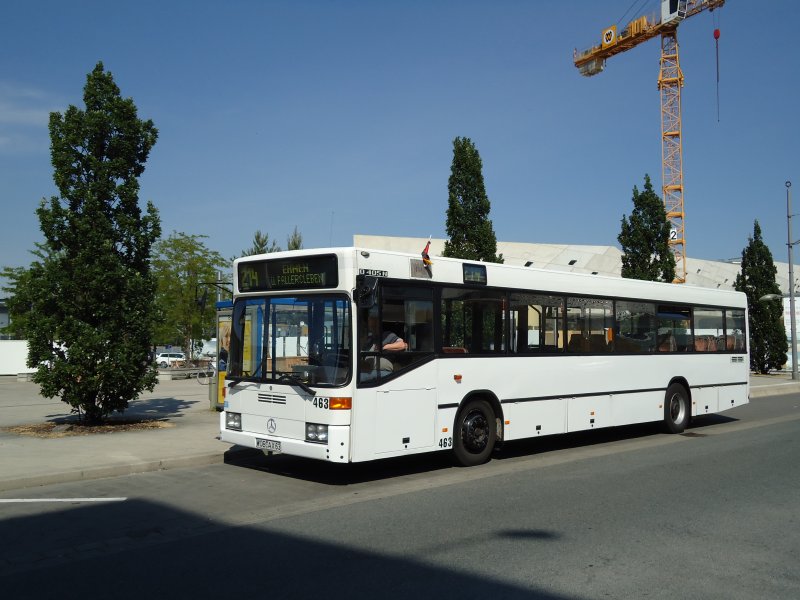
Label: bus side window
xmin=725 ymin=308 xmax=746 ymax=352
xmin=693 ymin=307 xmax=724 ymax=353
xmin=657 ymin=305 xmax=692 ymax=352
xmin=408 ymin=322 xmax=432 ymax=352
xmin=375 ymin=285 xmax=434 ymax=377
xmin=614 ymin=300 xmax=656 ymax=353
xmin=566 ymin=296 xmax=612 ymax=354
xmin=441 ymin=287 xmax=506 ymax=354
xmin=509 ymin=293 xmax=564 ymax=353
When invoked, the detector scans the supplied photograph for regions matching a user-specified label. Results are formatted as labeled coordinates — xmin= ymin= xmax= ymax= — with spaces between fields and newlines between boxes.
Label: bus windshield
xmin=228 ymin=294 xmax=352 ymax=387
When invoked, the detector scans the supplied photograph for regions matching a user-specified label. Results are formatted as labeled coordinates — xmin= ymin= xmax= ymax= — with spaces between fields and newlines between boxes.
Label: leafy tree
xmin=241 ymin=229 xmax=279 ymax=256
xmin=734 ymin=220 xmax=788 ymax=373
xmin=1 ymin=264 xmax=35 ymax=339
xmin=442 ymin=137 xmax=503 ymax=263
xmin=618 ymin=174 xmax=676 ymax=282
xmin=153 ymin=232 xmax=227 ymax=356
xmin=24 ymin=62 xmax=161 ymax=423
xmin=287 ymin=226 xmax=303 ymax=251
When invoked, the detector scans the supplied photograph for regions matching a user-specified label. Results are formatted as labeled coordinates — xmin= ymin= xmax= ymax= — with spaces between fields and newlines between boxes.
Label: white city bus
xmin=220 ymin=247 xmax=748 ymax=466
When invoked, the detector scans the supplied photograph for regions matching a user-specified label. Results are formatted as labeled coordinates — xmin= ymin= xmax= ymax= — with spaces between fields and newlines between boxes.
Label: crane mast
xmin=574 ymin=0 xmax=725 ymax=284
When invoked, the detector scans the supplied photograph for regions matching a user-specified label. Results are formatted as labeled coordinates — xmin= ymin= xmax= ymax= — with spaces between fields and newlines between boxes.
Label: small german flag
xmin=421 ymin=237 xmax=432 ymax=267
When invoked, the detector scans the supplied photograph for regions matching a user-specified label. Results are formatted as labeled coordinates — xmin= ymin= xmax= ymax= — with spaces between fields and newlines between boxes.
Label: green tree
xmin=734 ymin=220 xmax=787 ymax=373
xmin=152 ymin=232 xmax=227 ymax=356
xmin=442 ymin=137 xmax=503 ymax=263
xmin=618 ymin=174 xmax=676 ymax=282
xmin=241 ymin=229 xmax=279 ymax=256
xmin=1 ymin=263 xmax=35 ymax=339
xmin=25 ymin=62 xmax=161 ymax=423
xmin=287 ymin=226 xmax=303 ymax=251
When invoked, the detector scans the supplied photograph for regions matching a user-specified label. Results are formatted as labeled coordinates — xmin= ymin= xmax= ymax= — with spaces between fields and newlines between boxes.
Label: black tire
xmin=663 ymin=383 xmax=690 ymax=434
xmin=453 ymin=399 xmax=497 ymax=466
xmin=159 ymin=361 xmax=168 ymax=368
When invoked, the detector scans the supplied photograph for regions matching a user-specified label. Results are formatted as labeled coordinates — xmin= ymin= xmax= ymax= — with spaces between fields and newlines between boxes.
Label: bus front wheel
xmin=663 ymin=383 xmax=690 ymax=434
xmin=453 ymin=399 xmax=496 ymax=466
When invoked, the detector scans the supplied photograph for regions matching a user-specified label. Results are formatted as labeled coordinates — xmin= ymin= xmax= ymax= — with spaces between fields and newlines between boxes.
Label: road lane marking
xmin=0 ymin=497 xmax=127 ymax=503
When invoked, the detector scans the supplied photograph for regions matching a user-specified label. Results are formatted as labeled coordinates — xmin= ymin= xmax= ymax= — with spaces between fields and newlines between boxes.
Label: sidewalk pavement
xmin=1 ymin=372 xmax=799 ymax=493
xmin=0 ymin=377 xmax=230 ymax=493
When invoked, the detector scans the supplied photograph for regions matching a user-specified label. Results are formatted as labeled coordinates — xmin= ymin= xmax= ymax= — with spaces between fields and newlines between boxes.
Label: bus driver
xmin=360 ymin=313 xmax=405 ymax=381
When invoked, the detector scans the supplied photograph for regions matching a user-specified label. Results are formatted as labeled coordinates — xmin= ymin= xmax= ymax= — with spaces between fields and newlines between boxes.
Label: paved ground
xmin=0 ymin=376 xmax=226 ymax=492
xmin=0 ymin=371 xmax=797 ymax=493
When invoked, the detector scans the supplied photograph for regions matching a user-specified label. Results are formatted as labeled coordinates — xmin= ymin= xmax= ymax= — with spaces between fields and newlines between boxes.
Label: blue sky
xmin=1 ymin=0 xmax=797 ymax=281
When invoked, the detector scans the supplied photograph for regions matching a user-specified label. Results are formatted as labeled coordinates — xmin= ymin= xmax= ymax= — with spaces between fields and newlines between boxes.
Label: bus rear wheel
xmin=663 ymin=383 xmax=690 ymax=434
xmin=453 ymin=399 xmax=496 ymax=466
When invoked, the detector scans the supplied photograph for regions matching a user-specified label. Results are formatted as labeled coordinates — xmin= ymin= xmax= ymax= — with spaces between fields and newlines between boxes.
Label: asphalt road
xmin=1 ymin=393 xmax=798 ymax=600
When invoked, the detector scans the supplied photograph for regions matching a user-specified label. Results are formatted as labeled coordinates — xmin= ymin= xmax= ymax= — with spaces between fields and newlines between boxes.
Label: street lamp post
xmin=787 ymin=181 xmax=797 ymax=380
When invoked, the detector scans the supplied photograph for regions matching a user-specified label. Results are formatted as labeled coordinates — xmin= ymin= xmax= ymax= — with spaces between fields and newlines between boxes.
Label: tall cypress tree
xmin=27 ymin=62 xmax=161 ymax=423
xmin=287 ymin=226 xmax=303 ymax=251
xmin=442 ymin=137 xmax=503 ymax=263
xmin=241 ymin=229 xmax=279 ymax=256
xmin=734 ymin=220 xmax=788 ymax=373
xmin=618 ymin=174 xmax=676 ymax=282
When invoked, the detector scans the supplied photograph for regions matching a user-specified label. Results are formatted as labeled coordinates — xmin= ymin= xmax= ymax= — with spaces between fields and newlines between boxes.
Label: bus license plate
xmin=256 ymin=438 xmax=281 ymax=452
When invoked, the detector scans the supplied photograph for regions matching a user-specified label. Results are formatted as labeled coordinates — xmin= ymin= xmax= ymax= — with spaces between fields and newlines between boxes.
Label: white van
xmin=155 ymin=352 xmax=185 ymax=368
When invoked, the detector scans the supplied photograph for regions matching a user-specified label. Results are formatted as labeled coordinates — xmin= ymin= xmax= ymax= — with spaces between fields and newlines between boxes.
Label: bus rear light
xmin=329 ymin=397 xmax=352 ymax=410
xmin=454 ymin=374 xmax=463 ymax=382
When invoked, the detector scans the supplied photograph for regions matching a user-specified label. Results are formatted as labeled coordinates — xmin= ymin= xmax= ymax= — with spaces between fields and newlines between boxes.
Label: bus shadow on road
xmin=495 ymin=413 xmax=739 ymax=461
xmin=223 ymin=413 xmax=740 ymax=485
xmin=223 ymin=445 xmax=456 ymax=485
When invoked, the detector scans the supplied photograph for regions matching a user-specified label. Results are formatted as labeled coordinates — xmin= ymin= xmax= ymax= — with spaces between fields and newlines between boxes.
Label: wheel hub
xmin=669 ymin=394 xmax=685 ymax=423
xmin=462 ymin=411 xmax=489 ymax=453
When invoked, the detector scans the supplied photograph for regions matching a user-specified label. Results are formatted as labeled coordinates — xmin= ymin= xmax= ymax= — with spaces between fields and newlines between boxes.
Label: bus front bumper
xmin=219 ymin=422 xmax=351 ymax=463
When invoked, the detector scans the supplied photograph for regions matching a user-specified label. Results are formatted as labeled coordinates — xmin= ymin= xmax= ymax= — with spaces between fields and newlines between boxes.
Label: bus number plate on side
xmin=256 ymin=439 xmax=281 ymax=452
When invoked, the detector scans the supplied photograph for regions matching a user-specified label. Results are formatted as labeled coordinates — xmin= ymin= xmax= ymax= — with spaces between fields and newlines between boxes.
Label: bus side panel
xmin=502 ymin=399 xmax=566 ymax=441
xmin=375 ymin=388 xmax=436 ymax=453
xmin=611 ymin=390 xmax=663 ymax=426
xmin=567 ymin=395 xmax=612 ymax=432
xmin=351 ymin=362 xmax=439 ymax=462
xmin=351 ymin=387 xmax=377 ymax=462
xmin=717 ymin=383 xmax=748 ymax=412
xmin=692 ymin=387 xmax=718 ymax=415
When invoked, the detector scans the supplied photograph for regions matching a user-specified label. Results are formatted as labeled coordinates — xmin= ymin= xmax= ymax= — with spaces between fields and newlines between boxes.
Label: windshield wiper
xmin=278 ymin=373 xmax=315 ymax=395
xmin=226 ymin=375 xmax=257 ymax=387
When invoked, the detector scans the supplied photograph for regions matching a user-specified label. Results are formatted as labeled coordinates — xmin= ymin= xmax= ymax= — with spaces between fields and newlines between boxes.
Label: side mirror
xmin=356 ymin=275 xmax=378 ymax=308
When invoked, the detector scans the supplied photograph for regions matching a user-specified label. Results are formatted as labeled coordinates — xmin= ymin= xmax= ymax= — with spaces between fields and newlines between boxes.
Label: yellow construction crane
xmin=574 ymin=0 xmax=725 ymax=283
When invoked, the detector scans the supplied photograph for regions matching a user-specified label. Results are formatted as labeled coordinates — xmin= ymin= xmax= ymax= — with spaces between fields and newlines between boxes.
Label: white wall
xmin=0 ymin=340 xmax=34 ymax=375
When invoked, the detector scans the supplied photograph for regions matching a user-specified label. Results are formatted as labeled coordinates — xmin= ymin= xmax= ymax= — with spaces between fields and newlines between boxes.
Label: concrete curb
xmin=749 ymin=382 xmax=800 ymax=399
xmin=0 ymin=452 xmax=225 ymax=493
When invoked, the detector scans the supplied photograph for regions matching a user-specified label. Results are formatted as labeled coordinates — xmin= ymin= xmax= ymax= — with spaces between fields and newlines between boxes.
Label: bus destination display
xmin=238 ymin=255 xmax=338 ymax=292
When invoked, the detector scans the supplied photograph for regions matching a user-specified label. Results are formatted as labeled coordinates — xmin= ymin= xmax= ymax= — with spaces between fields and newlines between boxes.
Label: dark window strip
xmin=500 ymin=382 xmax=747 ymax=404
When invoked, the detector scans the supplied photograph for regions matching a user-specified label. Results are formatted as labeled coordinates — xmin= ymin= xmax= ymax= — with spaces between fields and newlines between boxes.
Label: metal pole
xmin=787 ymin=181 xmax=797 ymax=380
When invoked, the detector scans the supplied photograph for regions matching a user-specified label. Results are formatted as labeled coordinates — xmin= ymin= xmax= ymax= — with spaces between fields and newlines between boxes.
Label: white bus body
xmin=220 ymin=247 xmax=749 ymax=466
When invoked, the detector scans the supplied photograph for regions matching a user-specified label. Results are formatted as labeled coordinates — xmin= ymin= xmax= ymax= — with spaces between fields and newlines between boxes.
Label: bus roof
xmin=234 ymin=247 xmax=747 ymax=308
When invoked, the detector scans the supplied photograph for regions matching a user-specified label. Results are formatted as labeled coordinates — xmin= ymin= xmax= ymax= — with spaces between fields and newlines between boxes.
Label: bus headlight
xmin=226 ymin=412 xmax=242 ymax=431
xmin=306 ymin=423 xmax=328 ymax=444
